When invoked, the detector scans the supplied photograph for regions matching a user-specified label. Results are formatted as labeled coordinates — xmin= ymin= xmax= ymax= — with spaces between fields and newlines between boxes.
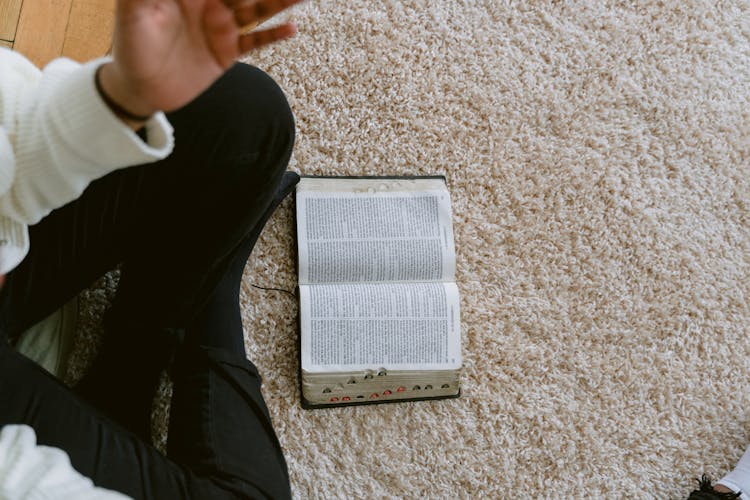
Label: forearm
xmin=96 ymin=62 xmax=157 ymax=131
xmin=0 ymin=56 xmax=173 ymax=226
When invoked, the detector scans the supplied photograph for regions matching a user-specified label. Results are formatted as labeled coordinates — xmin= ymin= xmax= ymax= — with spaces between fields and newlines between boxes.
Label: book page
xmin=296 ymin=178 xmax=456 ymax=284
xmin=300 ymin=282 xmax=461 ymax=373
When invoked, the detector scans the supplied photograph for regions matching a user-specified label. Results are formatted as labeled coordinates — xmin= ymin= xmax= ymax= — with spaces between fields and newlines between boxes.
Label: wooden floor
xmin=0 ymin=0 xmax=114 ymax=67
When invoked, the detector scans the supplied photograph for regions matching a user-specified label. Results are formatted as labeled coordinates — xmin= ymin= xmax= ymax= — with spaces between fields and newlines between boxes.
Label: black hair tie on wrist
xmin=94 ymin=67 xmax=154 ymax=122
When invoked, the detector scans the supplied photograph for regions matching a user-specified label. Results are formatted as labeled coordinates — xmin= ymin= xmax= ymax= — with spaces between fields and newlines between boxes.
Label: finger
xmin=239 ymin=22 xmax=296 ymax=52
xmin=242 ymin=21 xmax=260 ymax=33
xmin=205 ymin=0 xmax=241 ymax=68
xmin=234 ymin=0 xmax=304 ymax=29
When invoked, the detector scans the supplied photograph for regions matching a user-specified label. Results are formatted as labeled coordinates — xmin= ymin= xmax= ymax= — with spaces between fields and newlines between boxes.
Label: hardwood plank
xmin=14 ymin=0 xmax=74 ymax=67
xmin=62 ymin=0 xmax=114 ymax=62
xmin=0 ymin=0 xmax=23 ymax=42
xmin=1 ymin=40 xmax=12 ymax=49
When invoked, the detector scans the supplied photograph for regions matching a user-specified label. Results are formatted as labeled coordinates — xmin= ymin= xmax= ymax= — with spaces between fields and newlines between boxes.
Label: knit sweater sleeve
xmin=0 ymin=48 xmax=174 ymax=274
xmin=0 ymin=425 xmax=132 ymax=499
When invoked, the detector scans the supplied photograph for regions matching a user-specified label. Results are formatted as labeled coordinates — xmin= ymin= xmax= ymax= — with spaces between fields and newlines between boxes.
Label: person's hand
xmin=99 ymin=0 xmax=301 ymax=123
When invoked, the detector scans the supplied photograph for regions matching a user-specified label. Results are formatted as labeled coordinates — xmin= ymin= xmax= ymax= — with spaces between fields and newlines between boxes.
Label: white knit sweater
xmin=0 ymin=48 xmax=174 ymax=499
xmin=0 ymin=426 xmax=131 ymax=500
xmin=0 ymin=48 xmax=173 ymax=274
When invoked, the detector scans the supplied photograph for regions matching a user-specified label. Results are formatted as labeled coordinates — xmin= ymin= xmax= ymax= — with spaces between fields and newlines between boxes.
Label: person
xmin=0 ymin=0 xmax=303 ymax=498
xmin=688 ymin=451 xmax=750 ymax=499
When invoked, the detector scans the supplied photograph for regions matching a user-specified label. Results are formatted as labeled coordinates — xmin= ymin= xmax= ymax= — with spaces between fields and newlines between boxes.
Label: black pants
xmin=0 ymin=64 xmax=296 ymax=499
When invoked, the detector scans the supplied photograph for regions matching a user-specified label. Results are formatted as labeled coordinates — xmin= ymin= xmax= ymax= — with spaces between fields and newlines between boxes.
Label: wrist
xmin=96 ymin=63 xmax=158 ymax=128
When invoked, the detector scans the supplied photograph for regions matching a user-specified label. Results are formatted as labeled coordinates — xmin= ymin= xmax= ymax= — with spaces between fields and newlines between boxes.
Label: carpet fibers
xmin=69 ymin=1 xmax=750 ymax=498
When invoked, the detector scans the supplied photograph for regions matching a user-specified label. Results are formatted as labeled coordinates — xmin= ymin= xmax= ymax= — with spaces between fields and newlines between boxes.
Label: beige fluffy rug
xmin=68 ymin=1 xmax=750 ymax=498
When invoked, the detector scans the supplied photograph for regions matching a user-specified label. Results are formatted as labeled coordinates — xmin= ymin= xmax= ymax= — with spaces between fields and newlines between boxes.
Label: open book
xmin=295 ymin=176 xmax=461 ymax=408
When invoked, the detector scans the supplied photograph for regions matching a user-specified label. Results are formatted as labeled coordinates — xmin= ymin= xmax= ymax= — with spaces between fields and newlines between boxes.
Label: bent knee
xmin=221 ymin=63 xmax=295 ymax=152
xmin=170 ymin=63 xmax=295 ymax=167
